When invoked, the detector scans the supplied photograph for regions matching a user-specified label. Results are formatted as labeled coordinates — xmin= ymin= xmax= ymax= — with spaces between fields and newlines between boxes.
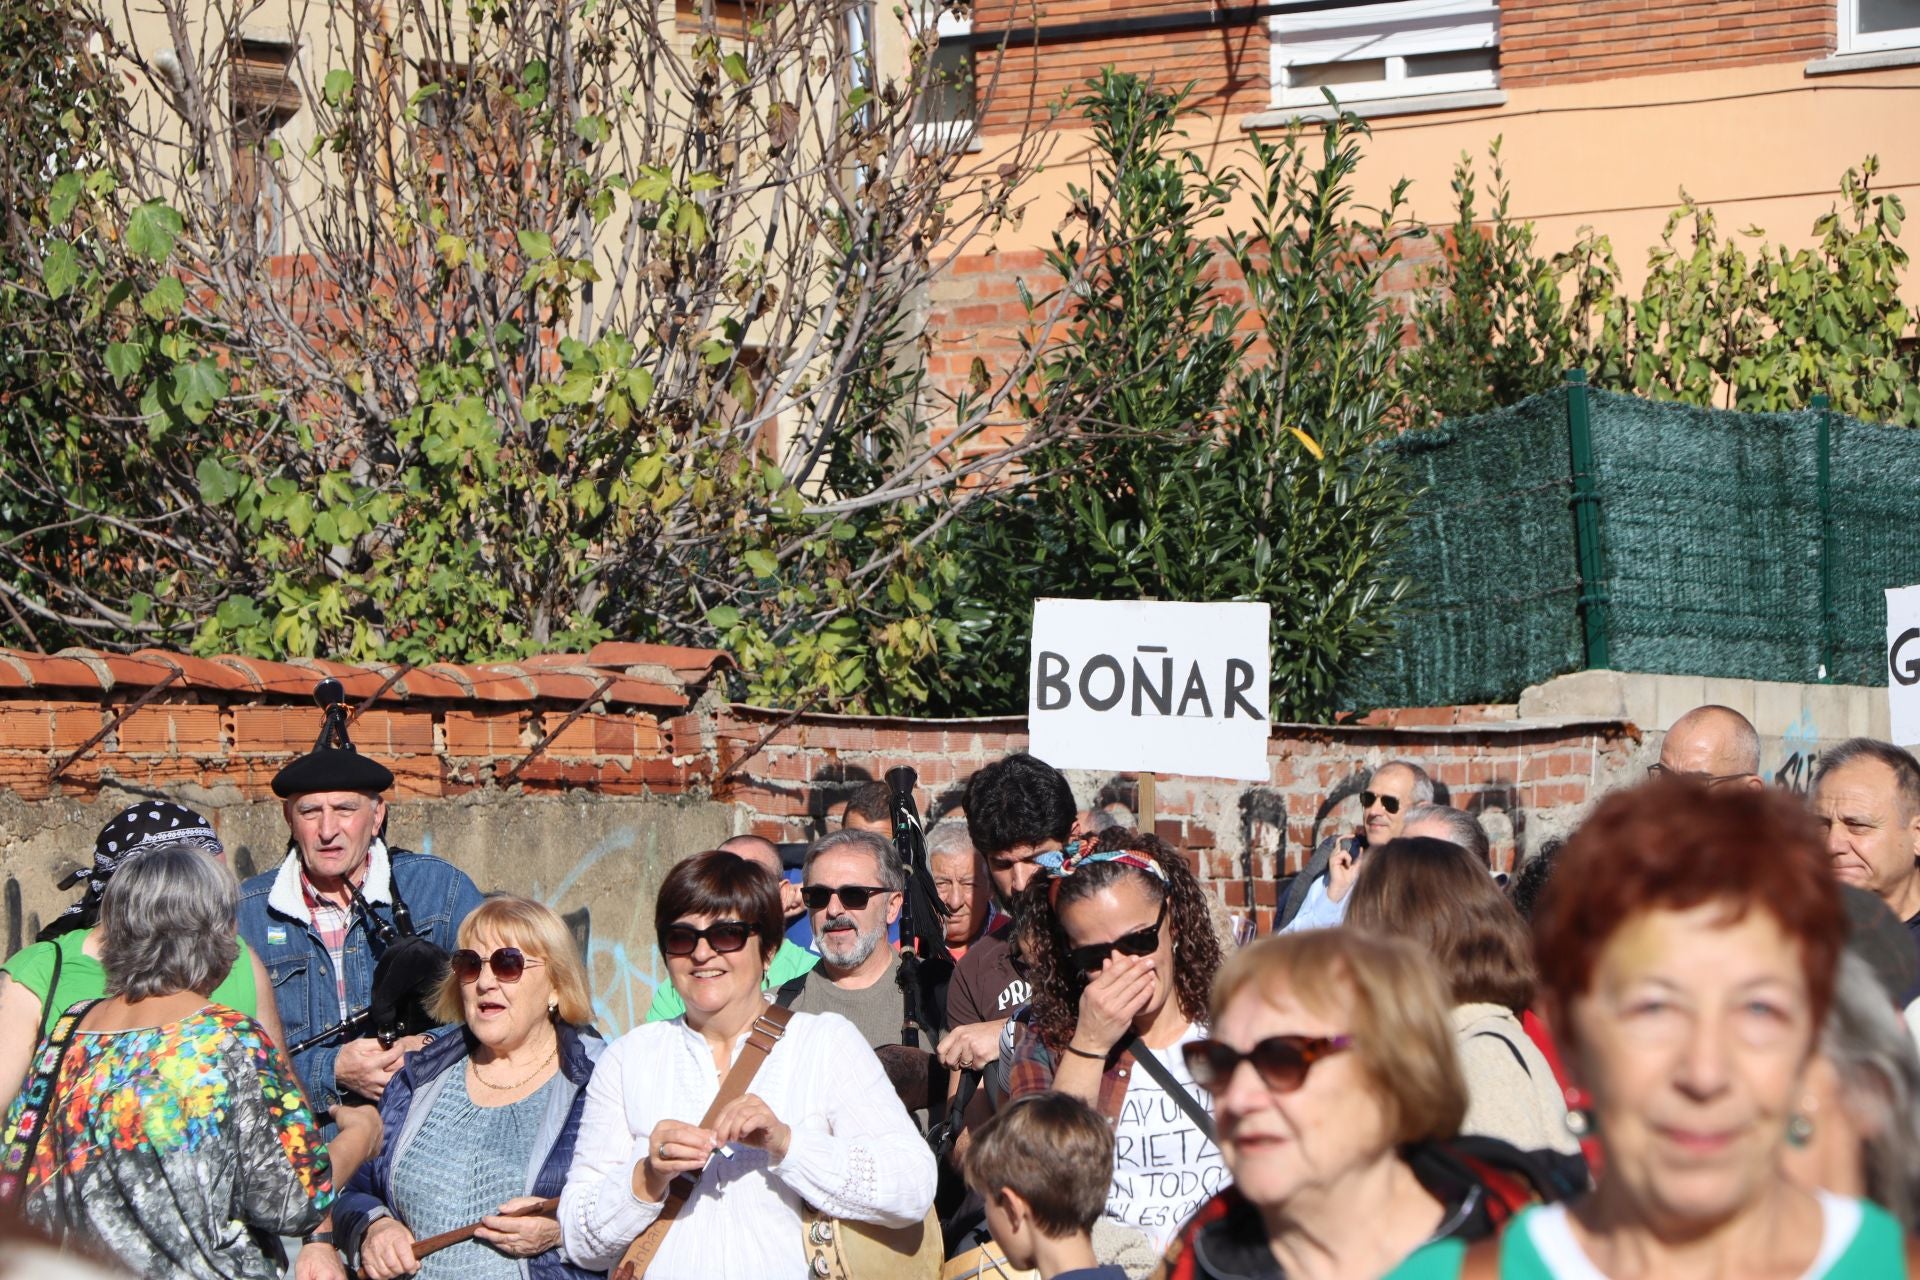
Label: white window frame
xmin=1838 ymin=0 xmax=1920 ymax=53
xmin=1269 ymin=0 xmax=1499 ymax=110
xmin=913 ymin=9 xmax=978 ymax=152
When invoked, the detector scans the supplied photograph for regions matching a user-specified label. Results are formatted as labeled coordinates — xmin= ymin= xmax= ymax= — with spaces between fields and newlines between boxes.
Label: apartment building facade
xmin=922 ymin=0 xmax=1920 ymax=400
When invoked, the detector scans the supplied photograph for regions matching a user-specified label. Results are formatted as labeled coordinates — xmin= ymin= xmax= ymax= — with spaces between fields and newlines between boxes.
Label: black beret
xmin=271 ymin=745 xmax=395 ymax=799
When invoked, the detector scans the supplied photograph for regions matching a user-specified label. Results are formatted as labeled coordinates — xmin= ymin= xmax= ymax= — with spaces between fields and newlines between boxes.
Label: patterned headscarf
xmin=1035 ymin=838 xmax=1167 ymax=904
xmin=40 ymin=802 xmax=224 ymax=941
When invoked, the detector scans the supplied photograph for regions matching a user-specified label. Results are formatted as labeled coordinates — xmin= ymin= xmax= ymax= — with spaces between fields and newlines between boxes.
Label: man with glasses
xmin=1648 ymin=704 xmax=1764 ymax=790
xmin=783 ymin=828 xmax=938 ymax=1120
xmin=784 ymin=829 xmax=909 ymax=1050
xmin=642 ymin=838 xmax=819 ymax=1022
xmin=1276 ymin=759 xmax=1433 ymax=933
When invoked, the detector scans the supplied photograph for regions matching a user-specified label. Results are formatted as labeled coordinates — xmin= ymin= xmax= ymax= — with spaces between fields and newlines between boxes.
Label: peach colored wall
xmin=975 ymin=58 xmax=1920 ymax=296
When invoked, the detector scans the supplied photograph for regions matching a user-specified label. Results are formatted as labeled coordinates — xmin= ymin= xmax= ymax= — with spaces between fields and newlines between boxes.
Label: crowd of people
xmin=5 ymin=698 xmax=1920 ymax=1279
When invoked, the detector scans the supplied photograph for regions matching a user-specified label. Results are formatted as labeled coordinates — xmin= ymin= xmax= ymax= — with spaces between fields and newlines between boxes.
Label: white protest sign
xmin=1027 ymin=599 xmax=1272 ymax=782
xmin=1890 ymin=585 xmax=1920 ymax=748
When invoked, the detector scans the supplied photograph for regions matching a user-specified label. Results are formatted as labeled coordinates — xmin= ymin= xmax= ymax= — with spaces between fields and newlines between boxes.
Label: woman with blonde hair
xmin=326 ymin=895 xmax=603 ymax=1280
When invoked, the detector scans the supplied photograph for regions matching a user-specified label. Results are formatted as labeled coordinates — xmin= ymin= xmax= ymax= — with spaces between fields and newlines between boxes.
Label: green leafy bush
xmin=919 ymin=74 xmax=1417 ymax=721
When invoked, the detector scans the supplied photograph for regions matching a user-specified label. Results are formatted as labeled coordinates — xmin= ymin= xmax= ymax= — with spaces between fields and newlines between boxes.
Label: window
xmin=1269 ymin=0 xmax=1498 ymax=110
xmin=1841 ymin=0 xmax=1920 ymax=52
xmin=230 ymin=39 xmax=299 ymax=256
xmin=914 ymin=10 xmax=976 ymax=148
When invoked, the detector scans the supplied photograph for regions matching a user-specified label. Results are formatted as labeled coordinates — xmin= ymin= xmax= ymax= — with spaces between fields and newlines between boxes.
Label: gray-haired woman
xmin=0 ymin=844 xmax=367 ymax=1279
xmin=1784 ymin=950 xmax=1920 ymax=1229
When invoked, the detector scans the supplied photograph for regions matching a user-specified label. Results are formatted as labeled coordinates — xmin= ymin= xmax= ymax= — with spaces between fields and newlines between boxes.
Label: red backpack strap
xmin=1459 ymin=1155 xmax=1537 ymax=1228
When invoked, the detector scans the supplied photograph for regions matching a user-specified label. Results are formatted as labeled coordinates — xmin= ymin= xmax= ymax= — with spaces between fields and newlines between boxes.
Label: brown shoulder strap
xmin=611 ymin=1004 xmax=795 ymax=1280
xmin=1459 ymin=1235 xmax=1501 ymax=1280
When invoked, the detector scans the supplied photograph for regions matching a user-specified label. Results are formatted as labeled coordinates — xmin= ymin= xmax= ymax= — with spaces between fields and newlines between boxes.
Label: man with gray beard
xmin=784 ymin=828 xmax=931 ymax=1121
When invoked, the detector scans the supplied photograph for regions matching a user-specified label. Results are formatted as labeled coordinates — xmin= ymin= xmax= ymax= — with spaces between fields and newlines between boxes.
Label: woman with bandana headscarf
xmin=0 ymin=802 xmax=284 ymax=1116
xmin=1004 ymin=828 xmax=1228 ymax=1255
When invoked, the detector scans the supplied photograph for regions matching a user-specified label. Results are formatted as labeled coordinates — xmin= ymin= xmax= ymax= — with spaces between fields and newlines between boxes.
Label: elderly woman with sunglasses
xmin=327 ymin=895 xmax=603 ymax=1280
xmin=1005 ymin=829 xmax=1227 ymax=1253
xmin=1159 ymin=930 xmax=1577 ymax=1280
xmin=559 ymin=851 xmax=934 ymax=1278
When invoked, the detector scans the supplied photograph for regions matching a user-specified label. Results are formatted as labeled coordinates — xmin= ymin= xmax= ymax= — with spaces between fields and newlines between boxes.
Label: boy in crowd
xmin=963 ymin=1093 xmax=1125 ymax=1280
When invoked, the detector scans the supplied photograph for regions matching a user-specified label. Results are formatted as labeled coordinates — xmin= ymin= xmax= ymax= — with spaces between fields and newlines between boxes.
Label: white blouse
xmin=559 ymin=1008 xmax=937 ymax=1278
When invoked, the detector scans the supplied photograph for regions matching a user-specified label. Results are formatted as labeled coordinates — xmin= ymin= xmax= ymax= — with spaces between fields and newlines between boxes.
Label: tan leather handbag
xmin=801 ymin=1201 xmax=943 ymax=1280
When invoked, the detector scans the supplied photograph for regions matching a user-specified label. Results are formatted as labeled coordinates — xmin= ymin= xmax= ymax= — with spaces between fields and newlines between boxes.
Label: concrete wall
xmin=0 ymin=787 xmax=731 ymax=1035
xmin=1518 ymin=668 xmax=1898 ymax=791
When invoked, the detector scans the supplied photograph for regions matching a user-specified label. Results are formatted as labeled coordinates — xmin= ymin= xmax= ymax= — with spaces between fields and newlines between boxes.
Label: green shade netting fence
xmin=1345 ymin=384 xmax=1920 ymax=710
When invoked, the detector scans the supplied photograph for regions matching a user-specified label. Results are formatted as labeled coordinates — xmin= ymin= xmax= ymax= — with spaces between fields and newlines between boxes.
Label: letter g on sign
xmin=1893 ymin=627 xmax=1920 ymax=687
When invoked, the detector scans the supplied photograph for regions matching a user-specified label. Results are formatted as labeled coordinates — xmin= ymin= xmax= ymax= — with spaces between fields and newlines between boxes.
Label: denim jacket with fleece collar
xmin=331 ymin=1022 xmax=606 ymax=1280
xmin=236 ymin=841 xmax=485 ymax=1112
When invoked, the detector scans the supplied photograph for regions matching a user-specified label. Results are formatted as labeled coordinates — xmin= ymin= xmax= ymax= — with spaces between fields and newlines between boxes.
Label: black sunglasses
xmin=1183 ymin=1034 xmax=1355 ymax=1093
xmin=1068 ymin=897 xmax=1169 ymax=975
xmin=1359 ymin=790 xmax=1400 ymax=814
xmin=661 ymin=920 xmax=759 ymax=957
xmin=802 ymin=883 xmax=889 ymax=911
xmin=450 ymin=947 xmax=546 ymax=983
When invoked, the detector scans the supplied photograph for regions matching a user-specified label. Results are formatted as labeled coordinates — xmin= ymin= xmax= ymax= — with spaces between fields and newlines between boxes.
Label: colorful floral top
xmin=2 ymin=1004 xmax=333 ymax=1280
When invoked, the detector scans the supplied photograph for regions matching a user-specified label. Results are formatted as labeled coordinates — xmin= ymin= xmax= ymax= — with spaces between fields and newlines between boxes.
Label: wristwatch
xmin=305 ymin=1231 xmax=336 ymax=1247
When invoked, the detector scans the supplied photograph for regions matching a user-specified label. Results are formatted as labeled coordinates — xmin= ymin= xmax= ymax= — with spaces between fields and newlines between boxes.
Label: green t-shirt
xmin=643 ymin=938 xmax=820 ymax=1022
xmin=1 ymin=928 xmax=260 ymax=1034
xmin=1389 ymin=1195 xmax=1905 ymax=1279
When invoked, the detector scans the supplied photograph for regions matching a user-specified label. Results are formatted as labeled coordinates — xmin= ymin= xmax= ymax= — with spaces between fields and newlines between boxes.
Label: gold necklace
xmin=470 ymin=1041 xmax=557 ymax=1092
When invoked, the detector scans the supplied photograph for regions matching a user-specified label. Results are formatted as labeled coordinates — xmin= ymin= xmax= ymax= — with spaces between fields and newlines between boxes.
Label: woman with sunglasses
xmin=1391 ymin=781 xmax=1915 ymax=1278
xmin=1005 ymin=829 xmax=1226 ymax=1254
xmin=559 ymin=851 xmax=935 ymax=1277
xmin=328 ymin=895 xmax=603 ymax=1280
xmin=1160 ymin=930 xmax=1575 ymax=1280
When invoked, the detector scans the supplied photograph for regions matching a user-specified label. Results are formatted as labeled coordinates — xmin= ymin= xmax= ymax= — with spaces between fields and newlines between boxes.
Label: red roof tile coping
xmin=0 ymin=646 xmax=717 ymax=712
xmin=586 ymin=642 xmax=732 ymax=683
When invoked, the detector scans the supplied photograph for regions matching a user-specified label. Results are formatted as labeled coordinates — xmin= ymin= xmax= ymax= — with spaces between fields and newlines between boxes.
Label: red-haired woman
xmin=1006 ymin=829 xmax=1226 ymax=1253
xmin=1393 ymin=780 xmax=1917 ymax=1278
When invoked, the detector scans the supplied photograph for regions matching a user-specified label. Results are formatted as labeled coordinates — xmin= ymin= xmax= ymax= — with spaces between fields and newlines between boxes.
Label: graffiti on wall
xmin=1765 ymin=708 xmax=1823 ymax=796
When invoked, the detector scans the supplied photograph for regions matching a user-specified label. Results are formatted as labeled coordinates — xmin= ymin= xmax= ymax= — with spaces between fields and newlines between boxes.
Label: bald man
xmin=1652 ymin=705 xmax=1763 ymax=790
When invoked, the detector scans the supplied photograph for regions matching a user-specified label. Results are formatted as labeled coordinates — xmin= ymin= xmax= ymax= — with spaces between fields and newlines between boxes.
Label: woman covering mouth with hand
xmin=1393 ymin=781 xmax=1918 ymax=1278
xmin=326 ymin=895 xmax=603 ymax=1280
xmin=557 ymin=850 xmax=934 ymax=1278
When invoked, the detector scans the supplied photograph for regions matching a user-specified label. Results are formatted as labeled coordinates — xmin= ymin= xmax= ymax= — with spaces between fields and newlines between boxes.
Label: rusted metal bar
xmin=352 ymin=661 xmax=415 ymax=717
xmin=50 ymin=670 xmax=183 ymax=779
xmin=497 ymin=677 xmax=617 ymax=787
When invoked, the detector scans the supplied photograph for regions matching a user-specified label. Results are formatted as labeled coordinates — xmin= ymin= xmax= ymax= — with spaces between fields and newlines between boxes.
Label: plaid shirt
xmin=298 ymin=873 xmax=355 ymax=1019
xmin=1005 ymin=1012 xmax=1136 ymax=1121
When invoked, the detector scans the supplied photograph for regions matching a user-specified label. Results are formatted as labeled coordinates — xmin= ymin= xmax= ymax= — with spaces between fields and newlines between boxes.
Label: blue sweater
xmin=332 ymin=1022 xmax=606 ymax=1279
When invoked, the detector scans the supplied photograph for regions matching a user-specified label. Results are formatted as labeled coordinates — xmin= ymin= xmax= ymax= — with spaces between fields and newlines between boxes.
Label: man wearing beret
xmin=237 ymin=716 xmax=484 ymax=1111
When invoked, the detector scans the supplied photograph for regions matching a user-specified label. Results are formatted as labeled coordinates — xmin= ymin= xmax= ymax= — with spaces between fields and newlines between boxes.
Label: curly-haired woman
xmin=1006 ymin=829 xmax=1226 ymax=1252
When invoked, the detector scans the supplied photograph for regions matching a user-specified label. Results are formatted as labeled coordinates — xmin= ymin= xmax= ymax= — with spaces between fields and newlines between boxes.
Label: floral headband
xmin=1036 ymin=839 xmax=1168 ymax=903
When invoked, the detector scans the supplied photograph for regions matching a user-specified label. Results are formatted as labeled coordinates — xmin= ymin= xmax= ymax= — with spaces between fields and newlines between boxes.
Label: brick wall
xmin=922 ymin=238 xmax=1440 ymax=411
xmin=0 ymin=645 xmax=1640 ymax=935
xmin=1502 ymin=0 xmax=1834 ymax=86
xmin=972 ymin=0 xmax=1273 ymax=135
xmin=718 ymin=706 xmax=1642 ymax=932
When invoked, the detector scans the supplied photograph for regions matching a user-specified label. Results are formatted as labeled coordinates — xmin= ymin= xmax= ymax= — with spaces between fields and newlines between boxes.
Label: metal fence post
xmin=1813 ymin=392 xmax=1835 ymax=682
xmin=1565 ymin=370 xmax=1611 ymax=670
